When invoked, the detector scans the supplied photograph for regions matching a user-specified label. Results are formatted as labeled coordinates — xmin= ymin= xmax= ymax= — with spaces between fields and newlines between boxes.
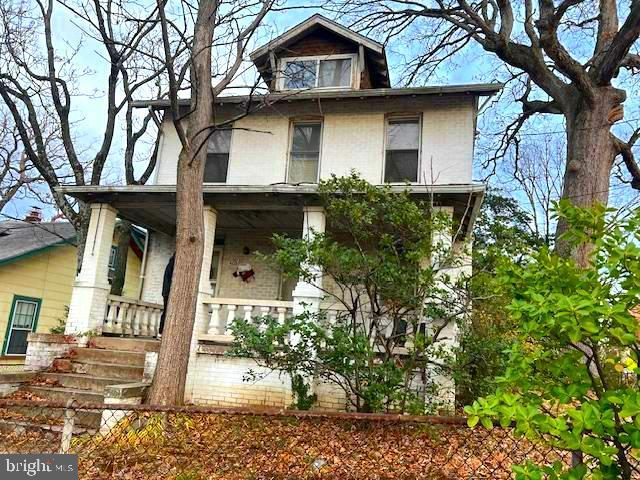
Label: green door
xmin=3 ymin=296 xmax=41 ymax=355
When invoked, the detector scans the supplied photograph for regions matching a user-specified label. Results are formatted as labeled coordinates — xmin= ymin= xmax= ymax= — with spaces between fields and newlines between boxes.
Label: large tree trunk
xmin=555 ymin=87 xmax=625 ymax=265
xmin=147 ymin=0 xmax=216 ymax=406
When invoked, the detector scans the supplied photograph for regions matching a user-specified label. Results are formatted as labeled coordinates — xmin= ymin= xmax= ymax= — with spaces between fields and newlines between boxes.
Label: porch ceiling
xmin=57 ymin=184 xmax=485 ymax=236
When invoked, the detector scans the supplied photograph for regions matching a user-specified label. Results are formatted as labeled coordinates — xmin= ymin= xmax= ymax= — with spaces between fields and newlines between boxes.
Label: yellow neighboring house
xmin=0 ymin=220 xmax=143 ymax=368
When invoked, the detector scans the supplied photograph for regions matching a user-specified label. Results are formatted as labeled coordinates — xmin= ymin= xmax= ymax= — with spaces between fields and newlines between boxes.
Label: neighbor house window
xmin=282 ymin=56 xmax=354 ymax=90
xmin=288 ymin=122 xmax=322 ymax=183
xmin=384 ymin=117 xmax=420 ymax=183
xmin=204 ymin=129 xmax=232 ymax=183
xmin=3 ymin=296 xmax=40 ymax=356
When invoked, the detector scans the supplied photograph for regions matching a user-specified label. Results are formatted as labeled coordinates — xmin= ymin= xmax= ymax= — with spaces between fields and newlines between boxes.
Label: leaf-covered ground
xmin=0 ymin=409 xmax=570 ymax=479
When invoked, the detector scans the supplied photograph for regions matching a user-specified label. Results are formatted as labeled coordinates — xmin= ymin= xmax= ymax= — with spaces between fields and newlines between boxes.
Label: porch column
xmin=292 ymin=206 xmax=326 ymax=316
xmin=65 ymin=204 xmax=118 ymax=336
xmin=185 ymin=206 xmax=217 ymax=401
xmin=429 ymin=206 xmax=458 ymax=410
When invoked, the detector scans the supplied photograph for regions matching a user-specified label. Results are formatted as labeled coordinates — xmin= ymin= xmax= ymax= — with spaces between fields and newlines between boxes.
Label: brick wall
xmin=190 ymin=351 xmax=293 ymax=408
xmin=24 ymin=333 xmax=78 ymax=371
xmin=141 ymin=232 xmax=175 ymax=304
xmin=153 ymin=96 xmax=476 ymax=187
xmin=216 ymin=231 xmax=288 ymax=300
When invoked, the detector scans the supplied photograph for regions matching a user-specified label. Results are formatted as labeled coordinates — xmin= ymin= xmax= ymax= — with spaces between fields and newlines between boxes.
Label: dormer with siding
xmin=250 ymin=14 xmax=390 ymax=92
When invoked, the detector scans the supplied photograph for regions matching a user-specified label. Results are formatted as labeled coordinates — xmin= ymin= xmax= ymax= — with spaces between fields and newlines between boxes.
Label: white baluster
xmin=131 ymin=305 xmax=140 ymax=336
xmin=139 ymin=307 xmax=149 ymax=337
xmin=125 ymin=305 xmax=135 ymax=335
xmin=225 ymin=304 xmax=237 ymax=335
xmin=116 ymin=304 xmax=127 ymax=335
xmin=208 ymin=303 xmax=221 ymax=335
xmin=277 ymin=307 xmax=287 ymax=325
xmin=243 ymin=305 xmax=253 ymax=322
xmin=258 ymin=306 xmax=271 ymax=332
xmin=104 ymin=301 xmax=118 ymax=333
xmin=149 ymin=309 xmax=159 ymax=338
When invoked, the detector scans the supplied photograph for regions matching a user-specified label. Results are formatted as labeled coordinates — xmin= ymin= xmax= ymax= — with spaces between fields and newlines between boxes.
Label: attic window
xmin=280 ymin=55 xmax=355 ymax=90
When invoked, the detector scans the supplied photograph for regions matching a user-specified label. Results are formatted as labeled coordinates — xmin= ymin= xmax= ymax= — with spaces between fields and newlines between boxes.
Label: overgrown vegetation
xmin=454 ymin=192 xmax=546 ymax=408
xmin=231 ymin=174 xmax=469 ymax=414
xmin=466 ymin=202 xmax=640 ymax=479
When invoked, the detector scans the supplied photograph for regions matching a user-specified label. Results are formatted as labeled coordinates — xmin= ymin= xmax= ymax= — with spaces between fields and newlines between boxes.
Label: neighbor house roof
xmin=0 ymin=221 xmax=76 ymax=266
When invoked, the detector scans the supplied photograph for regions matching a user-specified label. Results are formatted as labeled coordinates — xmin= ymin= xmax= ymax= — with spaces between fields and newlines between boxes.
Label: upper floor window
xmin=204 ymin=129 xmax=232 ymax=183
xmin=384 ymin=117 xmax=421 ymax=183
xmin=280 ymin=55 xmax=355 ymax=90
xmin=288 ymin=121 xmax=322 ymax=183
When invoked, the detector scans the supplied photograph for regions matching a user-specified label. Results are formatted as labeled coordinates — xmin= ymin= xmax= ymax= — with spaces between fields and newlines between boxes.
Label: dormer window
xmin=280 ymin=54 xmax=356 ymax=90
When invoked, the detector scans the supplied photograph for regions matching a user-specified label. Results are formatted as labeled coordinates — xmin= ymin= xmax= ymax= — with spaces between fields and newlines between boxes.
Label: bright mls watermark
xmin=0 ymin=455 xmax=77 ymax=480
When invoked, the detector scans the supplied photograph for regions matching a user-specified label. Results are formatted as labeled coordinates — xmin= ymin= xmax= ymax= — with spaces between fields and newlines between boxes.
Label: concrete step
xmin=0 ymin=405 xmax=101 ymax=429
xmin=52 ymin=358 xmax=144 ymax=381
xmin=91 ymin=336 xmax=159 ymax=353
xmin=22 ymin=386 xmax=104 ymax=404
xmin=68 ymin=348 xmax=145 ymax=367
xmin=39 ymin=373 xmax=122 ymax=393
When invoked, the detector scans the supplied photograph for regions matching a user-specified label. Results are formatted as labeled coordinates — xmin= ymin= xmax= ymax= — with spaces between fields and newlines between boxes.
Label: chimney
xmin=24 ymin=207 xmax=43 ymax=223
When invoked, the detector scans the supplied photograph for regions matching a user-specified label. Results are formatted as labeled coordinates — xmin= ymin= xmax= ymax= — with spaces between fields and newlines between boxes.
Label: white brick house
xmin=56 ymin=15 xmax=500 ymax=409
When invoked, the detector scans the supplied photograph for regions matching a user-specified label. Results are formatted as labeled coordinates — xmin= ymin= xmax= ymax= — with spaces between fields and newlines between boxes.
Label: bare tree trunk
xmin=555 ymin=87 xmax=625 ymax=265
xmin=110 ymin=220 xmax=132 ymax=296
xmin=147 ymin=0 xmax=216 ymax=406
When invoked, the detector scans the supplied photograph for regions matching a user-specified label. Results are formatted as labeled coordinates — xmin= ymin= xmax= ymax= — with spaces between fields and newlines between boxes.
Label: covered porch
xmin=58 ymin=184 xmax=484 ymax=343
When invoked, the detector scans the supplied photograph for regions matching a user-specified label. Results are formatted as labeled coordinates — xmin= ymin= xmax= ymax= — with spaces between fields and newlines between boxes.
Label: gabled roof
xmin=250 ymin=14 xmax=384 ymax=60
xmin=0 ymin=221 xmax=76 ymax=266
xmin=250 ymin=14 xmax=391 ymax=89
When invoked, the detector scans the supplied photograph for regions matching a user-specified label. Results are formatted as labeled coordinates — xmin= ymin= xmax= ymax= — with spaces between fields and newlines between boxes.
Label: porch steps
xmin=91 ymin=336 xmax=160 ymax=353
xmin=16 ymin=337 xmax=154 ymax=397
xmin=67 ymin=347 xmax=147 ymax=366
xmin=39 ymin=373 xmax=123 ymax=393
xmin=23 ymin=386 xmax=104 ymax=404
xmin=5 ymin=338 xmax=158 ymax=430
xmin=53 ymin=358 xmax=144 ymax=381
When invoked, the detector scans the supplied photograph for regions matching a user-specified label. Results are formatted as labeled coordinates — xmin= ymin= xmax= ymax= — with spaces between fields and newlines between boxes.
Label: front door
xmin=3 ymin=296 xmax=41 ymax=356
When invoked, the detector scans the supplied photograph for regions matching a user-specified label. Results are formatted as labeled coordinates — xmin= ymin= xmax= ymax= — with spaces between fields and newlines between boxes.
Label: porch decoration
xmin=233 ymin=263 xmax=255 ymax=282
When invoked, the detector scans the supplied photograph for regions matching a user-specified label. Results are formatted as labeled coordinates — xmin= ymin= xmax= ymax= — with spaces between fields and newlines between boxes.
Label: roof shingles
xmin=0 ymin=221 xmax=76 ymax=265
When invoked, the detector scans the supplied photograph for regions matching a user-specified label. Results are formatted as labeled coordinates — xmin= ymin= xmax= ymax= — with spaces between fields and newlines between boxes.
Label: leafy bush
xmin=231 ymin=174 xmax=468 ymax=414
xmin=465 ymin=202 xmax=640 ymax=479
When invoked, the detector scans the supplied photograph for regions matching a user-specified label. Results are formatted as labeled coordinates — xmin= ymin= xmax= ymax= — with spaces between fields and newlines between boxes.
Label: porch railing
xmin=202 ymin=297 xmax=295 ymax=336
xmin=103 ymin=295 xmax=163 ymax=338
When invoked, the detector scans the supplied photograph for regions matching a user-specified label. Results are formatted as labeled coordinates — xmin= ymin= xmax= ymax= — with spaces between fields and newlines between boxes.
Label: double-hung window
xmin=281 ymin=55 xmax=354 ymax=90
xmin=3 ymin=296 xmax=40 ymax=355
xmin=384 ymin=117 xmax=421 ymax=183
xmin=204 ymin=129 xmax=232 ymax=183
xmin=288 ymin=122 xmax=322 ymax=183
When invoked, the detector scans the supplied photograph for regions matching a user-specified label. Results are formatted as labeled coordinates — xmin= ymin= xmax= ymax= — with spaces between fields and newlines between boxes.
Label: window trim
xmin=286 ymin=119 xmax=324 ymax=184
xmin=203 ymin=127 xmax=234 ymax=184
xmin=2 ymin=295 xmax=42 ymax=356
xmin=277 ymin=53 xmax=359 ymax=91
xmin=382 ymin=114 xmax=423 ymax=185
